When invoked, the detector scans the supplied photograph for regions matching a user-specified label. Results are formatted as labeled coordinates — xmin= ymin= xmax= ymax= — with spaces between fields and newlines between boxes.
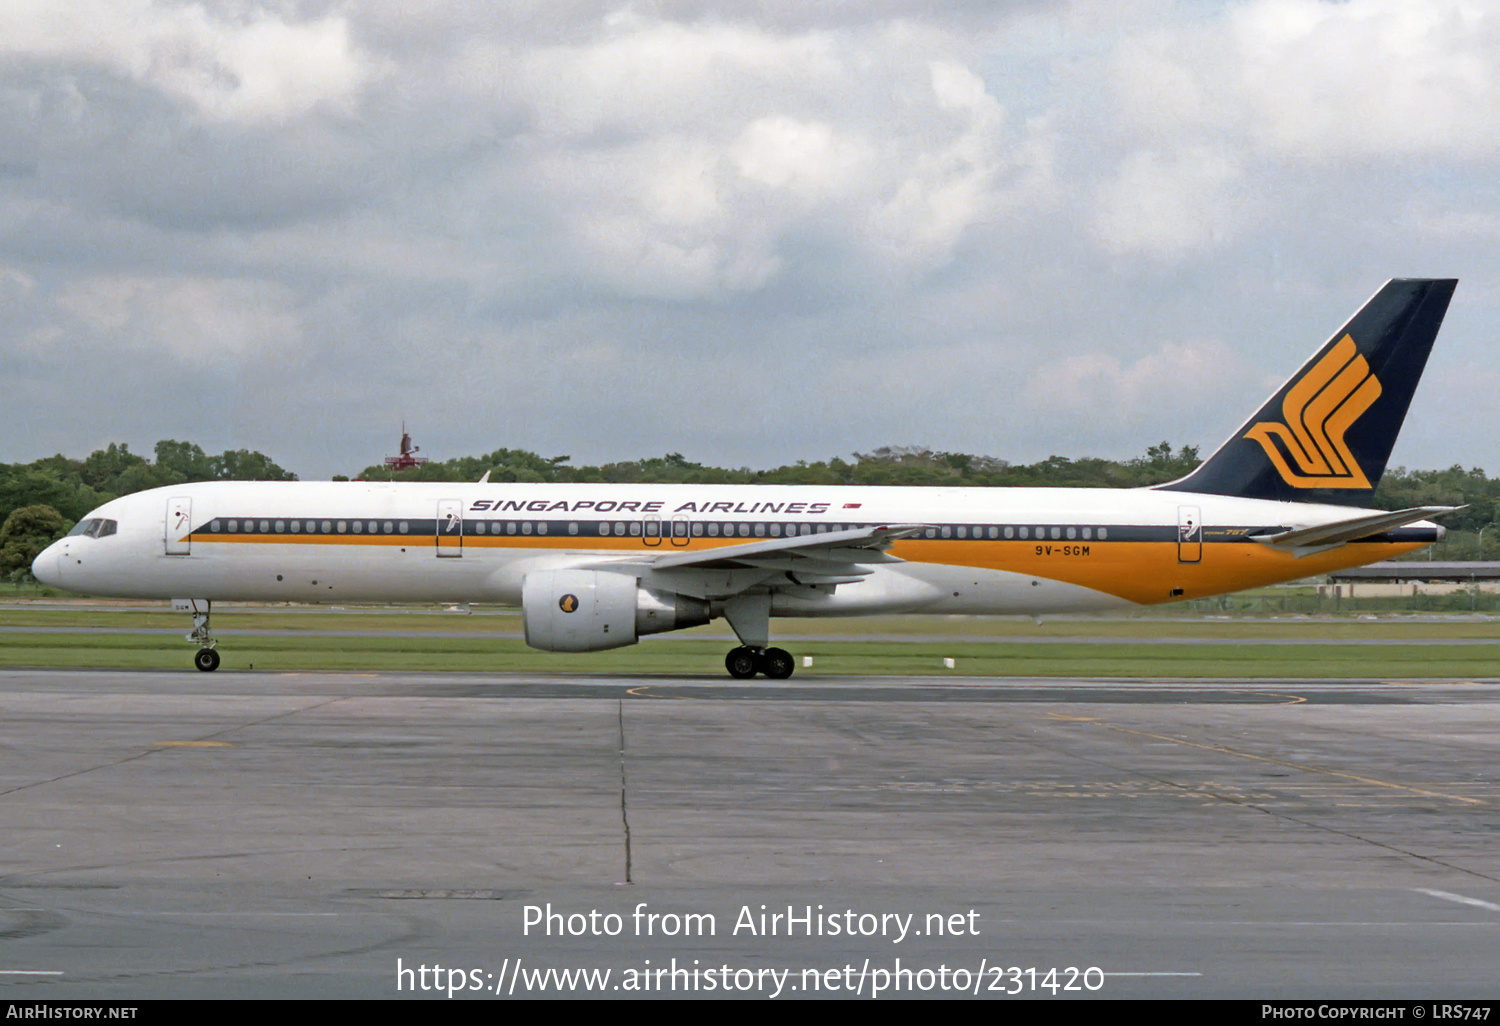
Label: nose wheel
xmin=725 ymin=646 xmax=795 ymax=680
xmin=182 ymin=600 xmax=221 ymax=672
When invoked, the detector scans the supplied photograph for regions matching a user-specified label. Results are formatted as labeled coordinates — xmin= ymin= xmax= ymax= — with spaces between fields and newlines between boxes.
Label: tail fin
xmin=1158 ymin=279 xmax=1456 ymax=507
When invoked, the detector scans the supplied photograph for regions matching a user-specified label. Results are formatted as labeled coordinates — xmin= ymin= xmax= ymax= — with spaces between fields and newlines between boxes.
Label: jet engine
xmin=521 ymin=569 xmax=711 ymax=652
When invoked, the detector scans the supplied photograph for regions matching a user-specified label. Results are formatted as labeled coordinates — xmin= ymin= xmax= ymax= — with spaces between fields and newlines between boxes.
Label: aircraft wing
xmin=647 ymin=524 xmax=925 ymax=585
xmin=1251 ymin=506 xmax=1460 ymax=558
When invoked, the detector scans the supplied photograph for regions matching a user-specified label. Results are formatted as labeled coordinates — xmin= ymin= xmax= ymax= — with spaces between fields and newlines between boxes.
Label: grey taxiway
xmin=1 ymin=668 xmax=1497 ymax=999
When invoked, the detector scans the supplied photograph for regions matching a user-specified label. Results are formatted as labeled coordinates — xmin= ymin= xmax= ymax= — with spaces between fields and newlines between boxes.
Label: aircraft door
xmin=436 ymin=500 xmax=464 ymax=557
xmin=670 ymin=515 xmax=690 ymax=547
xmin=642 ymin=515 xmax=663 ymax=547
xmin=1177 ymin=505 xmax=1202 ymax=563
xmin=166 ymin=497 xmax=192 ymax=555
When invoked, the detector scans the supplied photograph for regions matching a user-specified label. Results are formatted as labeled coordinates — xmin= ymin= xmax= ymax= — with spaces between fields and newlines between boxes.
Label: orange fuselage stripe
xmin=184 ymin=533 xmax=1425 ymax=606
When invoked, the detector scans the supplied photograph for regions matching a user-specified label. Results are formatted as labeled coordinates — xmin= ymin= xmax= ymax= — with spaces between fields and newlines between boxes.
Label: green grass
xmin=3 ymin=605 xmax=1500 ymax=638
xmin=3 ymin=594 xmax=1497 ymax=677
xmin=0 ymin=625 xmax=1494 ymax=677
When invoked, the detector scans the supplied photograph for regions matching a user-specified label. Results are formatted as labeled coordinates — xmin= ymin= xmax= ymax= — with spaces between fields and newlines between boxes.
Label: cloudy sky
xmin=2 ymin=0 xmax=1496 ymax=479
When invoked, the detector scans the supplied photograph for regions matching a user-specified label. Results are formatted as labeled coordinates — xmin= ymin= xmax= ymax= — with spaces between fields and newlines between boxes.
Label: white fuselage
xmin=32 ymin=480 xmax=1438 ymax=618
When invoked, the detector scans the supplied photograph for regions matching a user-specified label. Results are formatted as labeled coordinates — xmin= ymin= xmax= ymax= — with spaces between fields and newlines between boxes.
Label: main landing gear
xmin=719 ymin=593 xmax=795 ymax=679
xmin=725 ymin=646 xmax=795 ymax=680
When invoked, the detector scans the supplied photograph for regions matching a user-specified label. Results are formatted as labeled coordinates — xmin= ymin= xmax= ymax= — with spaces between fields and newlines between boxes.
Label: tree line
xmin=352 ymin=441 xmax=1205 ymax=489
xmin=4 ymin=439 xmax=1498 ymax=582
xmin=1 ymin=441 xmax=294 ymax=581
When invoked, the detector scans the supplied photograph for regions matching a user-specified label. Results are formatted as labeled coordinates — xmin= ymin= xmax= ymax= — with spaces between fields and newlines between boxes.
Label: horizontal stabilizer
xmin=1251 ymin=506 xmax=1459 ymax=557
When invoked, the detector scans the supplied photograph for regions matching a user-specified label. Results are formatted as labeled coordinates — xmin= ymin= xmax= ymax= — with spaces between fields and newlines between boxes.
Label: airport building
xmin=1322 ymin=561 xmax=1500 ymax=599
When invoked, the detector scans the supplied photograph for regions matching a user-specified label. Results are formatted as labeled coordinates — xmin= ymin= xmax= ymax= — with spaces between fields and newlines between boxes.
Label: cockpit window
xmin=67 ymin=518 xmax=118 ymax=538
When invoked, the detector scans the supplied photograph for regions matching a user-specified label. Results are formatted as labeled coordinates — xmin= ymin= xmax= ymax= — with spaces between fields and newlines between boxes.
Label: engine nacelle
xmin=521 ymin=569 xmax=711 ymax=652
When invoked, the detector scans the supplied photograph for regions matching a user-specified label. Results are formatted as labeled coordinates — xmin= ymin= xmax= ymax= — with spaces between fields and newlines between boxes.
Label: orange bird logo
xmin=1244 ymin=335 xmax=1380 ymax=489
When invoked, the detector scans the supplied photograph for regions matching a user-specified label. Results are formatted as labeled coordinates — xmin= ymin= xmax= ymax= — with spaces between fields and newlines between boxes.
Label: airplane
xmin=32 ymin=278 xmax=1460 ymax=678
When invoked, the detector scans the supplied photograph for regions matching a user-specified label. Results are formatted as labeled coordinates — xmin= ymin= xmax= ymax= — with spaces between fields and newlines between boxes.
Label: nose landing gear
xmin=176 ymin=599 xmax=220 ymax=672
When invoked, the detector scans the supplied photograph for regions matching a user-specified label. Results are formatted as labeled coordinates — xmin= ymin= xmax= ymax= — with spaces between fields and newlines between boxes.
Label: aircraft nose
xmin=31 ymin=542 xmax=63 ymax=587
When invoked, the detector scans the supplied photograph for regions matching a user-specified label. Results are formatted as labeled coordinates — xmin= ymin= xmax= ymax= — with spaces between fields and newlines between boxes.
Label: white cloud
xmin=485 ymin=21 xmax=1055 ymax=296
xmin=51 ymin=274 xmax=304 ymax=365
xmin=1111 ymin=0 xmax=1500 ymax=161
xmin=1093 ymin=0 xmax=1500 ymax=262
xmin=867 ymin=60 xmax=1013 ymax=266
xmin=0 ymin=264 xmax=36 ymax=301
xmin=1024 ymin=339 xmax=1249 ymax=427
xmin=3 ymin=1 xmax=1498 ymax=478
xmin=0 ymin=1 xmax=376 ymax=122
xmin=731 ymin=117 xmax=874 ymax=201
xmin=1230 ymin=0 xmax=1500 ymax=159
xmin=1093 ymin=148 xmax=1247 ymax=259
xmin=510 ymin=17 xmax=846 ymax=138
